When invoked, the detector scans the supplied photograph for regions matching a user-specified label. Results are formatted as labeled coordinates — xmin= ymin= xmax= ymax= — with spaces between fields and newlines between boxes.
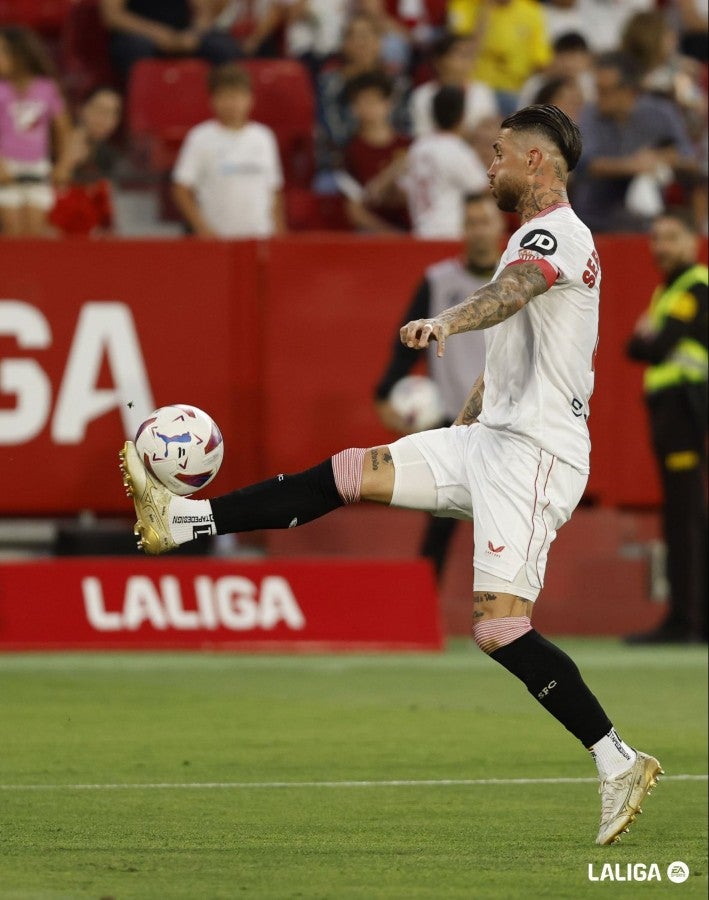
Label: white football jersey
xmin=479 ymin=204 xmax=601 ymax=473
xmin=173 ymin=120 xmax=283 ymax=237
xmin=400 ymin=132 xmax=488 ymax=239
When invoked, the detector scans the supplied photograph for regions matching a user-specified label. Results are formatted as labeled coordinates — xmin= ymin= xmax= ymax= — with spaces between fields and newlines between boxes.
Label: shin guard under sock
xmin=490 ymin=629 xmax=612 ymax=747
xmin=210 ymin=459 xmax=344 ymax=534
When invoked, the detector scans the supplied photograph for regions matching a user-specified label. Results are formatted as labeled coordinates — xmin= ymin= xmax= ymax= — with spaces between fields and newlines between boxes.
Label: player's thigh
xmin=473 ymin=590 xmax=534 ymax=622
xmin=22 ymin=202 xmax=51 ymax=236
xmin=468 ymin=429 xmax=586 ymax=600
xmin=361 ymin=446 xmax=396 ymax=503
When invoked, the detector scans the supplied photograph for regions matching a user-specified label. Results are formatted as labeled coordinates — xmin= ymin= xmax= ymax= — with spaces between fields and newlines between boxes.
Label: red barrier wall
xmin=1 ymin=235 xmax=705 ymax=515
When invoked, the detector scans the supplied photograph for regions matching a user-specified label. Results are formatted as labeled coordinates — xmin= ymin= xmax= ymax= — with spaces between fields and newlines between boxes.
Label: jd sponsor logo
xmin=587 ymin=861 xmax=689 ymax=883
xmin=83 ymin=574 xmax=305 ymax=632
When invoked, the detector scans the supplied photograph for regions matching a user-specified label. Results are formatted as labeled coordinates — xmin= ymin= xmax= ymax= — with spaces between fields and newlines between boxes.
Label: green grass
xmin=0 ymin=640 xmax=706 ymax=899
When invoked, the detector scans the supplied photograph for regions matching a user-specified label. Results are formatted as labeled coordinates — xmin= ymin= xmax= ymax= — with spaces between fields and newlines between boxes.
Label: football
xmin=134 ymin=404 xmax=224 ymax=496
xmin=389 ymin=375 xmax=445 ymax=432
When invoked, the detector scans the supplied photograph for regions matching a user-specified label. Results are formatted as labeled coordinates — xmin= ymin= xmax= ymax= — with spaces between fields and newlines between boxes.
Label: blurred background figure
xmin=0 ymin=25 xmax=72 ymax=237
xmin=317 ymin=12 xmax=409 ymax=153
xmin=447 ymin=0 xmax=551 ymax=115
xmin=172 ymin=63 xmax=285 ymax=237
xmin=353 ymin=0 xmax=413 ymax=75
xmin=531 ymin=74 xmax=584 ymax=122
xmin=409 ymin=32 xmax=498 ymax=141
xmin=50 ymin=86 xmax=123 ymax=236
xmin=573 ymin=51 xmax=698 ymax=233
xmin=340 ymin=71 xmax=410 ymax=234
xmin=375 ymin=192 xmax=504 ymax=577
xmin=399 ymin=85 xmax=487 ymax=238
xmin=100 ymin=0 xmax=242 ymax=80
xmin=282 ymin=0 xmax=350 ymax=73
xmin=517 ymin=31 xmax=594 ymax=112
xmin=625 ymin=209 xmax=707 ymax=644
xmin=667 ymin=0 xmax=708 ymax=63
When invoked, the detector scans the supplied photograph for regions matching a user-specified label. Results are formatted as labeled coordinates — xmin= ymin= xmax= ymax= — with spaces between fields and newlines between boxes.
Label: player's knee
xmin=473 ymin=614 xmax=533 ymax=655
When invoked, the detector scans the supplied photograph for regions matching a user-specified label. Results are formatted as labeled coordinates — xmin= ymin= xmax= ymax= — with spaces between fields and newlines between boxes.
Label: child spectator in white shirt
xmin=400 ymin=84 xmax=488 ymax=239
xmin=172 ymin=63 xmax=285 ymax=238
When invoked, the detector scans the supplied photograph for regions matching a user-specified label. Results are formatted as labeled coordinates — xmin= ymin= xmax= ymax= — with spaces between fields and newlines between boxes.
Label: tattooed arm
xmin=455 ymin=373 xmax=485 ymax=426
xmin=400 ymin=262 xmax=552 ymax=358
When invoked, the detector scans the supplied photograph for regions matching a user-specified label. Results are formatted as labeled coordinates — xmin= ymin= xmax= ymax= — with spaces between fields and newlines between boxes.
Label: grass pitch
xmin=0 ymin=639 xmax=706 ymax=899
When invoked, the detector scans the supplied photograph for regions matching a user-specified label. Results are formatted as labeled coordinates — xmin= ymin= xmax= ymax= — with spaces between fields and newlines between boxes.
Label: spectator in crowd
xmin=409 ymin=33 xmax=499 ymax=141
xmin=374 ymin=191 xmax=504 ymax=577
xmin=282 ymin=0 xmax=350 ymax=72
xmin=353 ymin=0 xmax=413 ymax=75
xmin=532 ymin=74 xmax=584 ymax=122
xmin=318 ymin=12 xmax=409 ymax=151
xmin=668 ymin=0 xmax=708 ymax=63
xmin=447 ymin=0 xmax=552 ymax=115
xmin=625 ymin=209 xmax=707 ymax=644
xmin=100 ymin=0 xmax=242 ymax=80
xmin=573 ymin=52 xmax=698 ymax=233
xmin=543 ymin=0 xmax=655 ymax=54
xmin=399 ymin=85 xmax=488 ymax=238
xmin=50 ymin=86 xmax=123 ymax=236
xmin=621 ymin=9 xmax=706 ymax=128
xmin=0 ymin=26 xmax=72 ymax=237
xmin=340 ymin=71 xmax=410 ymax=233
xmin=172 ymin=63 xmax=285 ymax=238
xmin=517 ymin=31 xmax=595 ymax=111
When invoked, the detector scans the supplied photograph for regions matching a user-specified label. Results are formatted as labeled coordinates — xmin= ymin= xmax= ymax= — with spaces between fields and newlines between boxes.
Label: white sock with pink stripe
xmin=473 ymin=616 xmax=533 ymax=654
xmin=331 ymin=448 xmax=366 ymax=504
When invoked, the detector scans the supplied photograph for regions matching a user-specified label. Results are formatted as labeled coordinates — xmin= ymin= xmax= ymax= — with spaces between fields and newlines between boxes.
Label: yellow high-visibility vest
xmin=644 ymin=264 xmax=708 ymax=393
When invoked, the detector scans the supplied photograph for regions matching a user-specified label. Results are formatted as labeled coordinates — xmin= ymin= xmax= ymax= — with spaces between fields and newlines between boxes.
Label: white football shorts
xmin=387 ymin=424 xmax=587 ymax=601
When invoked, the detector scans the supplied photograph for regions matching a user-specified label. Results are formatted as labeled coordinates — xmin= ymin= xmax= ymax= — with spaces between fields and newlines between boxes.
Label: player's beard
xmin=492 ymin=175 xmax=525 ymax=213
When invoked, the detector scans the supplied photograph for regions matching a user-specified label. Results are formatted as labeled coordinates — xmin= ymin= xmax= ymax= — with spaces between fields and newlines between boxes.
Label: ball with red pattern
xmin=134 ymin=404 xmax=224 ymax=496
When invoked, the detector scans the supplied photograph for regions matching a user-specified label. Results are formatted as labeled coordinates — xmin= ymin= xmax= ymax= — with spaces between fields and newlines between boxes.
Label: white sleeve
xmin=172 ymin=128 xmax=203 ymax=187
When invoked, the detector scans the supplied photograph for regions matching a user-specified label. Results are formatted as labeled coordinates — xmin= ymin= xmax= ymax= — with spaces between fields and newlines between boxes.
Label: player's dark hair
xmin=432 ymin=85 xmax=465 ymax=131
xmin=0 ymin=25 xmax=56 ymax=78
xmin=208 ymin=62 xmax=251 ymax=95
xmin=553 ymin=31 xmax=589 ymax=55
xmin=345 ymin=70 xmax=393 ymax=104
xmin=432 ymin=32 xmax=469 ymax=60
xmin=594 ymin=51 xmax=642 ymax=90
xmin=501 ymin=104 xmax=583 ymax=172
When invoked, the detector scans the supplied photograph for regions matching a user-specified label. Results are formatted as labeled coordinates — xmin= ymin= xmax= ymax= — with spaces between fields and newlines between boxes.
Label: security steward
xmin=626 ymin=209 xmax=708 ymax=644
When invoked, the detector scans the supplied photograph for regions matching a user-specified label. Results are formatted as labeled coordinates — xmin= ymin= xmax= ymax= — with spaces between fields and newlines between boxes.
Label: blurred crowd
xmin=0 ymin=0 xmax=706 ymax=238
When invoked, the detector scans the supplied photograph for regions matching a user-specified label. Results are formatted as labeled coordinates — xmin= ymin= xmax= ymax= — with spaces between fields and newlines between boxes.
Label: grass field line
xmin=1 ymin=774 xmax=706 ymax=791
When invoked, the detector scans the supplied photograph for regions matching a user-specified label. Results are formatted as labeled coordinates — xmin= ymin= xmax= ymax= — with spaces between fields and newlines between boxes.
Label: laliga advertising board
xmin=0 ymin=240 xmax=262 ymax=514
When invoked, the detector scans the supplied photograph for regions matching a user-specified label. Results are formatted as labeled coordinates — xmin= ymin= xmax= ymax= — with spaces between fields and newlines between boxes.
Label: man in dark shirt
xmin=626 ymin=209 xmax=708 ymax=643
xmin=574 ymin=52 xmax=697 ymax=233
xmin=100 ymin=0 xmax=242 ymax=79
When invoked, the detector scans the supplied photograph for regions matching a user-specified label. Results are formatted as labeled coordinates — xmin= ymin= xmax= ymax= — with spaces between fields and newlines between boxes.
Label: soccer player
xmin=120 ymin=105 xmax=662 ymax=846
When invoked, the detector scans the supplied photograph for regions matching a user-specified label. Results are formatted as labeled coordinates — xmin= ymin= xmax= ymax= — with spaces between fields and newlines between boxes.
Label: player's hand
xmin=400 ymin=318 xmax=450 ymax=358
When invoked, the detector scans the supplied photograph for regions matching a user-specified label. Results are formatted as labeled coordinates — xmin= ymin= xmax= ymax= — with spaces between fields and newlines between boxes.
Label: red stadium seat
xmin=127 ymin=58 xmax=315 ymax=187
xmin=238 ymin=59 xmax=315 ymax=188
xmin=127 ymin=59 xmax=211 ymax=171
xmin=59 ymin=0 xmax=116 ymax=103
xmin=0 ymin=0 xmax=71 ymax=34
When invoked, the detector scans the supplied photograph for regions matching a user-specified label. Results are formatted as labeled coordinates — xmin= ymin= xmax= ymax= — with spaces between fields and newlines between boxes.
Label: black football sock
xmin=210 ymin=459 xmax=344 ymax=534
xmin=490 ymin=629 xmax=612 ymax=747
